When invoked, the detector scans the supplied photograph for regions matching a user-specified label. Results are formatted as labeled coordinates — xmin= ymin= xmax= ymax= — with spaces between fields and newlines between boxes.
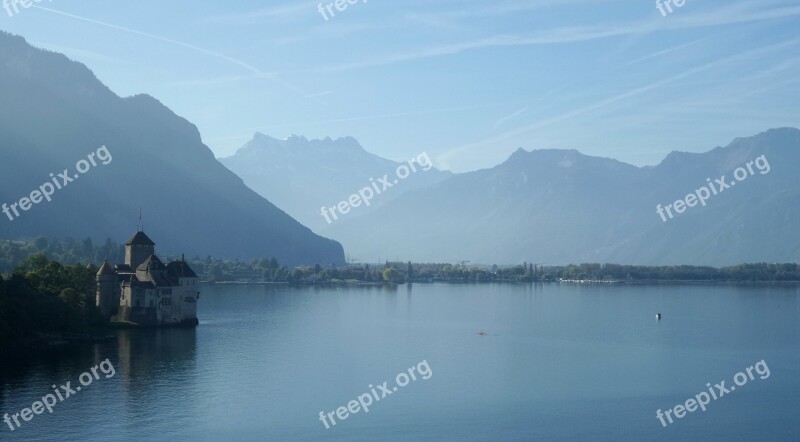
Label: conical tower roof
xmin=97 ymin=260 xmax=115 ymax=277
xmin=126 ymin=231 xmax=155 ymax=246
xmin=137 ymin=255 xmax=165 ymax=272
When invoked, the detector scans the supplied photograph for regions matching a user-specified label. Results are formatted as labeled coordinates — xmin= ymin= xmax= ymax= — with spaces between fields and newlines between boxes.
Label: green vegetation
xmin=262 ymin=261 xmax=800 ymax=284
xmin=2 ymin=236 xmax=799 ymax=286
xmin=545 ymin=263 xmax=800 ymax=282
xmin=0 ymin=253 xmax=105 ymax=349
xmin=195 ymin=261 xmax=800 ymax=284
xmin=398 ymin=262 xmax=800 ymax=283
xmin=382 ymin=268 xmax=400 ymax=282
xmin=0 ymin=236 xmax=123 ymax=273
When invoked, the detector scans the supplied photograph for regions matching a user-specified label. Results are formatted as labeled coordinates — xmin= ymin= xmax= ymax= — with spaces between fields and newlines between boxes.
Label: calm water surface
xmin=1 ymin=283 xmax=798 ymax=441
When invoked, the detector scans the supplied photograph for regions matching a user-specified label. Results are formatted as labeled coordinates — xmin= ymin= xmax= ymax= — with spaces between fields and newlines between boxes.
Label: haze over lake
xmin=2 ymin=283 xmax=797 ymax=441
xmin=1 ymin=0 xmax=799 ymax=439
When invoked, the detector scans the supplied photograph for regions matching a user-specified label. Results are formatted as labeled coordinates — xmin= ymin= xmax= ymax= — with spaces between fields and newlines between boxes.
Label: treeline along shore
xmin=0 ymin=253 xmax=106 ymax=357
xmin=2 ymin=237 xmax=799 ymax=352
xmin=3 ymin=237 xmax=800 ymax=284
xmin=252 ymin=261 xmax=800 ymax=284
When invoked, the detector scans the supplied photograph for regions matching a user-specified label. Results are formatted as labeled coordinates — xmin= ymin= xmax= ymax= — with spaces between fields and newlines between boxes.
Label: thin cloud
xmin=318 ymin=3 xmax=800 ymax=72
xmin=29 ymin=41 xmax=138 ymax=66
xmin=159 ymin=73 xmax=280 ymax=88
xmin=30 ymin=4 xmax=327 ymax=105
xmin=305 ymin=90 xmax=335 ymax=98
xmin=259 ymin=102 xmax=513 ymax=129
xmin=199 ymin=2 xmax=310 ymax=24
xmin=408 ymin=0 xmax=606 ymax=21
xmin=438 ymin=37 xmax=800 ymax=168
xmin=617 ymin=38 xmax=710 ymax=68
xmin=493 ymin=106 xmax=529 ymax=130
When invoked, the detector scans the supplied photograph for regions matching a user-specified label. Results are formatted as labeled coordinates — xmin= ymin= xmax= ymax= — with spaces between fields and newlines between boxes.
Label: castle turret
xmin=125 ymin=231 xmax=155 ymax=271
xmin=96 ymin=261 xmax=118 ymax=317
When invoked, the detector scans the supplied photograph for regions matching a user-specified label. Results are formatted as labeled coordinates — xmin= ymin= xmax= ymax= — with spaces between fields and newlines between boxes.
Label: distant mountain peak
xmin=253 ymin=132 xmax=280 ymax=142
xmin=727 ymin=127 xmax=800 ymax=149
xmin=656 ymin=127 xmax=800 ymax=170
xmin=508 ymin=147 xmax=529 ymax=159
xmin=239 ymin=133 xmax=368 ymax=156
xmin=220 ymin=133 xmax=452 ymax=231
xmin=501 ymin=147 xmax=601 ymax=171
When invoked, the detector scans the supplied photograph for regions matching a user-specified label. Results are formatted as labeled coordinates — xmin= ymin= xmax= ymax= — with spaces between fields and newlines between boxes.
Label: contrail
xmin=30 ymin=5 xmax=326 ymax=104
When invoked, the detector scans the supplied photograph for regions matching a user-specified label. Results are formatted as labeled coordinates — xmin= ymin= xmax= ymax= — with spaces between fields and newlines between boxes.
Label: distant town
xmin=1 ymin=236 xmax=799 ymax=285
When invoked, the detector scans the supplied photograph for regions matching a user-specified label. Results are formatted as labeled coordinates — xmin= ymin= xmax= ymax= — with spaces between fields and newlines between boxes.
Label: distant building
xmin=96 ymin=231 xmax=199 ymax=326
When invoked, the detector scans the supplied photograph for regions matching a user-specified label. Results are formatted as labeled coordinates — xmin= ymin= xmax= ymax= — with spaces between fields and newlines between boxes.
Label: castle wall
xmin=176 ymin=278 xmax=199 ymax=322
xmin=118 ymin=281 xmax=198 ymax=326
xmin=96 ymin=276 xmax=118 ymax=317
xmin=126 ymin=244 xmax=154 ymax=271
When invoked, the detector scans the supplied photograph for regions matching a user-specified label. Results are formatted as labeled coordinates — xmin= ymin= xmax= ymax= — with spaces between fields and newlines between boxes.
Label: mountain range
xmin=1 ymin=30 xmax=797 ymax=268
xmin=317 ymin=128 xmax=799 ymax=266
xmin=0 ymin=31 xmax=344 ymax=266
xmin=223 ymin=126 xmax=800 ymax=266
xmin=219 ymin=134 xmax=452 ymax=232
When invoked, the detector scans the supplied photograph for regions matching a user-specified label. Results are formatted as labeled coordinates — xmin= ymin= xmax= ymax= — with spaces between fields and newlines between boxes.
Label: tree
xmin=59 ymin=288 xmax=83 ymax=309
xmin=14 ymin=253 xmax=49 ymax=274
xmin=383 ymin=268 xmax=399 ymax=282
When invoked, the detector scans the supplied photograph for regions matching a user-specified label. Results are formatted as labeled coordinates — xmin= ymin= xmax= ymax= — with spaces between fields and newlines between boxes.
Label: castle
xmin=96 ymin=231 xmax=199 ymax=326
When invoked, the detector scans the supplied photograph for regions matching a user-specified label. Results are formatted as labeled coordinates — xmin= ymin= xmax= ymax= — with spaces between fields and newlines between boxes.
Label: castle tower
xmin=125 ymin=231 xmax=155 ymax=271
xmin=96 ymin=261 xmax=118 ymax=317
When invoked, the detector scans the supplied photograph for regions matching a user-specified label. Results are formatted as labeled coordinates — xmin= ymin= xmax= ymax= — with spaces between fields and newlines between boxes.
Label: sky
xmin=1 ymin=0 xmax=799 ymax=172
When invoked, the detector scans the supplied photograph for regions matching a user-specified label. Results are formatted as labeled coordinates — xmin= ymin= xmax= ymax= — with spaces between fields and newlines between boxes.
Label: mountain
xmin=323 ymin=128 xmax=800 ymax=266
xmin=219 ymin=133 xmax=452 ymax=232
xmin=0 ymin=32 xmax=344 ymax=266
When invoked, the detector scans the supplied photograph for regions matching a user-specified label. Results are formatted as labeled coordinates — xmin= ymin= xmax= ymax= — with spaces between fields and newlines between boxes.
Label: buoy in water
xmin=656 ymin=313 xmax=662 ymax=320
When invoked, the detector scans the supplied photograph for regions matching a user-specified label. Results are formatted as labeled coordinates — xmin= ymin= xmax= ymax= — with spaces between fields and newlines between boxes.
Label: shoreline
xmin=199 ymin=279 xmax=800 ymax=286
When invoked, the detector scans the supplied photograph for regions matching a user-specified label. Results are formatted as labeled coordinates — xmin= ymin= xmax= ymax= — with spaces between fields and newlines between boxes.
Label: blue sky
xmin=2 ymin=0 xmax=799 ymax=172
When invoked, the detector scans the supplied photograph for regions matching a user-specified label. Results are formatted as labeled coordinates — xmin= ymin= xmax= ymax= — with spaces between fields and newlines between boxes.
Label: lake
xmin=1 ymin=283 xmax=798 ymax=441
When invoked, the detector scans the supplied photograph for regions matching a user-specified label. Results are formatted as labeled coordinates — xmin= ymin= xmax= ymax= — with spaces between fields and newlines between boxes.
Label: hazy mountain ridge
xmin=324 ymin=128 xmax=800 ymax=266
xmin=0 ymin=32 xmax=344 ymax=266
xmin=220 ymin=133 xmax=453 ymax=231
